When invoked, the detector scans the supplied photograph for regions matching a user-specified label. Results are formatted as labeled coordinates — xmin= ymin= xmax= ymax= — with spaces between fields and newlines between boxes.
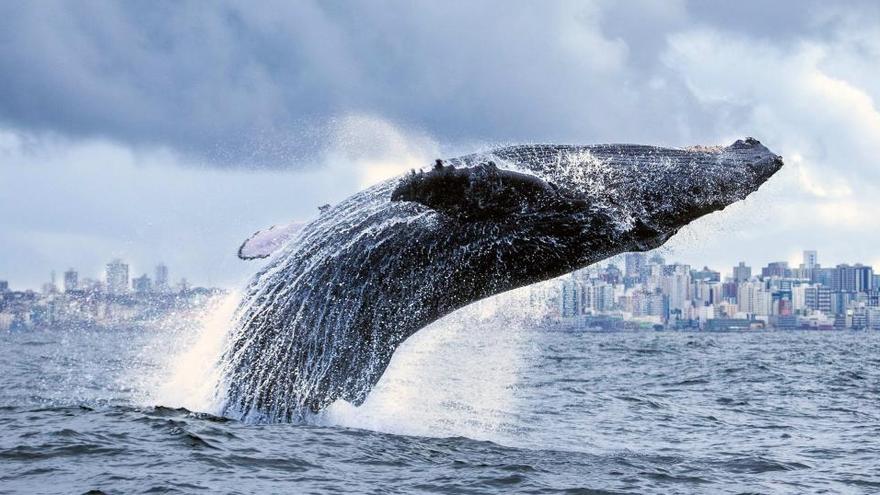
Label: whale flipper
xmin=237 ymin=222 xmax=306 ymax=260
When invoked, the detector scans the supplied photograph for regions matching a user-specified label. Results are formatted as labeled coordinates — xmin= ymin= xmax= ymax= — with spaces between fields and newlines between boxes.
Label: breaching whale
xmin=220 ymin=138 xmax=783 ymax=421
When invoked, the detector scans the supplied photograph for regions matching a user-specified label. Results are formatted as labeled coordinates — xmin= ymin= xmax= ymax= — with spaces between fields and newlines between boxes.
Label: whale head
xmin=392 ymin=138 xmax=782 ymax=281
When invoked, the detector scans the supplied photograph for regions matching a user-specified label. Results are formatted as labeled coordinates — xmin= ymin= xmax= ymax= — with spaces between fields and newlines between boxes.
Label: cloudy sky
xmin=2 ymin=0 xmax=879 ymax=289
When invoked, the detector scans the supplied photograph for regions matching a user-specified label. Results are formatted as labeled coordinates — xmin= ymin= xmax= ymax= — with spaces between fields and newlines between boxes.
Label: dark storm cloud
xmin=0 ymin=0 xmax=710 ymax=166
xmin=6 ymin=1 xmax=876 ymax=166
xmin=0 ymin=0 xmax=876 ymax=168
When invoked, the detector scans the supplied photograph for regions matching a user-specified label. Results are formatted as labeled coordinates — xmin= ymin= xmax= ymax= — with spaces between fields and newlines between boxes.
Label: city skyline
xmin=1 ymin=258 xmax=194 ymax=294
xmin=0 ymin=257 xmax=223 ymax=332
xmin=8 ymin=246 xmax=877 ymax=332
xmin=542 ymin=248 xmax=880 ymax=331
xmin=1 ymin=246 xmax=875 ymax=294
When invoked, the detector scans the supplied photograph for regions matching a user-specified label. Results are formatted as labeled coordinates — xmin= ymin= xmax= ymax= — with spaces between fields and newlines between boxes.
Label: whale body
xmin=218 ymin=138 xmax=783 ymax=422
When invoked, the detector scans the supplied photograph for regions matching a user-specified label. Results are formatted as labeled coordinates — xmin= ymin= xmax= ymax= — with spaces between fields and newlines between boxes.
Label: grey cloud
xmin=0 ymin=0 xmax=766 ymax=166
xmin=3 ymin=0 xmax=880 ymax=289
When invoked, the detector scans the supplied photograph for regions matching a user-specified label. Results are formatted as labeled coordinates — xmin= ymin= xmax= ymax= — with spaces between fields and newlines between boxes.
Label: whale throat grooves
xmin=217 ymin=140 xmax=783 ymax=422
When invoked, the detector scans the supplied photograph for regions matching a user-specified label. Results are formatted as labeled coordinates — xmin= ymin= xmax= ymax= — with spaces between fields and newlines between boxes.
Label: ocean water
xmin=2 ymin=299 xmax=880 ymax=494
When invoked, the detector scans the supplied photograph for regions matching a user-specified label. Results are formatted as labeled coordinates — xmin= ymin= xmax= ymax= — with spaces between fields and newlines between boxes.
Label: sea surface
xmin=2 ymin=300 xmax=880 ymax=494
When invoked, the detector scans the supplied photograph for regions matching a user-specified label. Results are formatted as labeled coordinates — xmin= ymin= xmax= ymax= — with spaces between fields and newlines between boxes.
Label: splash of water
xmin=138 ymin=292 xmax=239 ymax=413
xmin=148 ymin=286 xmax=539 ymax=445
xmin=317 ymin=289 xmax=536 ymax=442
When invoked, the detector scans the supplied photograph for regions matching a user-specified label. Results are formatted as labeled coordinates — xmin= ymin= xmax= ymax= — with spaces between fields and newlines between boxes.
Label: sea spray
xmin=136 ymin=292 xmax=239 ymax=413
xmin=317 ymin=286 xmax=540 ymax=443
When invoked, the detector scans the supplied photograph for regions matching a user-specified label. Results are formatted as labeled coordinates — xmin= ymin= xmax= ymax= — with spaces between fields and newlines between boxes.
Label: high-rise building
xmin=624 ymin=253 xmax=647 ymax=280
xmin=560 ymin=277 xmax=582 ymax=317
xmin=722 ymin=281 xmax=738 ymax=301
xmin=692 ymin=266 xmax=720 ymax=282
xmin=831 ymin=264 xmax=873 ymax=293
xmin=791 ymin=284 xmax=807 ymax=312
xmin=737 ymin=280 xmax=772 ymax=316
xmin=661 ymin=265 xmax=691 ymax=315
xmin=733 ymin=262 xmax=752 ymax=283
xmin=132 ymin=274 xmax=152 ymax=294
xmin=154 ymin=263 xmax=169 ymax=292
xmin=815 ymin=267 xmax=834 ymax=287
xmin=42 ymin=271 xmax=58 ymax=295
xmin=63 ymin=268 xmax=78 ymax=292
xmin=854 ymin=264 xmax=874 ymax=293
xmin=803 ymin=250 xmax=818 ymax=270
xmin=866 ymin=307 xmax=880 ymax=330
xmin=761 ymin=261 xmax=789 ymax=279
xmin=605 ymin=264 xmax=623 ymax=285
xmin=830 ymin=291 xmax=854 ymax=315
xmin=0 ymin=280 xmax=8 ymax=292
xmin=805 ymin=285 xmax=832 ymax=313
xmin=593 ymin=282 xmax=616 ymax=312
xmin=106 ymin=259 xmax=129 ymax=295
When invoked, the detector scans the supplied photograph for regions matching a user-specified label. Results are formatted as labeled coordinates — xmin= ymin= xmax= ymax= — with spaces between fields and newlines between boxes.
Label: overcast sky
xmin=2 ymin=0 xmax=880 ymax=289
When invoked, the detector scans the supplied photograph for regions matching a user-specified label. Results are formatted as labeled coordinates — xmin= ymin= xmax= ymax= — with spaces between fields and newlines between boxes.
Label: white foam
xmin=139 ymin=292 xmax=238 ymax=413
xmin=317 ymin=289 xmax=536 ymax=444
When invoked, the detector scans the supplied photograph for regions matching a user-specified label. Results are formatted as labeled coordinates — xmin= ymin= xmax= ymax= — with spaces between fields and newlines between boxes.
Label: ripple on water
xmin=1 ymin=328 xmax=879 ymax=494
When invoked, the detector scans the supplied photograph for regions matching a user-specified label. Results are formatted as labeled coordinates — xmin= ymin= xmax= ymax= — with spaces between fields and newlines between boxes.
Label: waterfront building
xmin=761 ymin=261 xmax=789 ymax=279
xmin=850 ymin=304 xmax=869 ymax=330
xmin=560 ymin=277 xmax=582 ymax=317
xmin=661 ymin=265 xmax=690 ymax=315
xmin=804 ymin=285 xmax=832 ymax=314
xmin=624 ymin=253 xmax=647 ymax=287
xmin=692 ymin=266 xmax=720 ymax=282
xmin=737 ymin=281 xmax=771 ymax=317
xmin=733 ymin=262 xmax=751 ymax=283
xmin=601 ymin=264 xmax=622 ymax=285
xmin=815 ymin=267 xmax=835 ymax=288
xmin=830 ymin=264 xmax=874 ymax=294
xmin=867 ymin=307 xmax=880 ymax=330
xmin=591 ymin=281 xmax=616 ymax=313
xmin=105 ymin=259 xmax=129 ymax=295
xmin=803 ymin=250 xmax=818 ymax=270
xmin=791 ymin=284 xmax=807 ymax=312
xmin=63 ymin=269 xmax=78 ymax=292
xmin=154 ymin=263 xmax=169 ymax=292
xmin=714 ymin=301 xmax=739 ymax=318
xmin=132 ymin=274 xmax=152 ymax=294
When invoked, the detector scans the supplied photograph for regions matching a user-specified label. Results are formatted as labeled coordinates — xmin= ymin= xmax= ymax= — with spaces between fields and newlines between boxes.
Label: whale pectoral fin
xmin=238 ymin=222 xmax=306 ymax=260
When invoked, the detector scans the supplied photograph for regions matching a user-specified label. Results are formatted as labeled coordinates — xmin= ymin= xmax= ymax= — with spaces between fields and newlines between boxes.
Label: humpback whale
xmin=220 ymin=138 xmax=783 ymax=422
